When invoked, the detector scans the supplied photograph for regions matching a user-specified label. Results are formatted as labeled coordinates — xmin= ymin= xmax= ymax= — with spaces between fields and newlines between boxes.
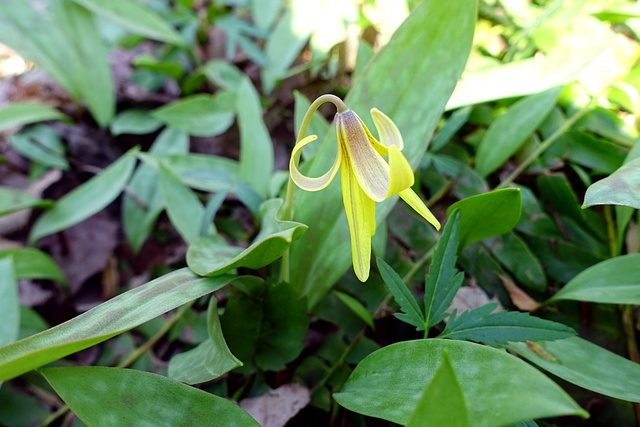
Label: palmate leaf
xmin=439 ymin=303 xmax=576 ymax=346
xmin=424 ymin=210 xmax=463 ymax=330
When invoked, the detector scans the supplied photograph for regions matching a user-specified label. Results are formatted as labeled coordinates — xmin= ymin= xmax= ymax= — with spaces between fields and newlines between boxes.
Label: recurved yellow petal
xmin=371 ymin=108 xmax=404 ymax=151
xmin=290 ymin=134 xmax=341 ymax=192
xmin=338 ymin=111 xmax=390 ymax=202
xmin=399 ymin=188 xmax=441 ymax=230
xmin=386 ymin=145 xmax=415 ymax=198
xmin=341 ymin=148 xmax=375 ymax=282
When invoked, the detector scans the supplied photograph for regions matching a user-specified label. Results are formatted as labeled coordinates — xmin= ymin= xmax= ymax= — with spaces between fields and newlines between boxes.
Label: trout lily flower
xmin=289 ymin=95 xmax=440 ymax=282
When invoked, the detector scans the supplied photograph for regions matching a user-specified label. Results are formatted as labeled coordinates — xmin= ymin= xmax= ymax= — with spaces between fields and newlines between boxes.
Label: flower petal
xmin=339 ymin=110 xmax=389 ymax=202
xmin=386 ymin=145 xmax=415 ymax=198
xmin=290 ymin=134 xmax=341 ymax=191
xmin=399 ymin=188 xmax=441 ymax=230
xmin=371 ymin=108 xmax=404 ymax=151
xmin=341 ymin=147 xmax=375 ymax=282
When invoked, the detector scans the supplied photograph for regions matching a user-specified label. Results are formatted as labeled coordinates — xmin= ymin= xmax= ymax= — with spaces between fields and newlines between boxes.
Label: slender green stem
xmin=494 ymin=102 xmax=593 ymax=190
xmin=604 ymin=205 xmax=617 ymax=258
xmin=40 ymin=405 xmax=70 ymax=427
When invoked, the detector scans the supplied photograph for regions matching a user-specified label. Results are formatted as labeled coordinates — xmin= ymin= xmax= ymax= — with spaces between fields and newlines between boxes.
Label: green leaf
xmin=0 ymin=103 xmax=68 ymax=132
xmin=110 ymin=109 xmax=162 ymax=135
xmin=40 ymin=367 xmax=259 ymax=426
xmin=475 ymin=87 xmax=562 ymax=177
xmin=0 ymin=187 xmax=51 ymax=216
xmin=425 ymin=210 xmax=463 ymax=330
xmin=122 ymin=128 xmax=189 ymax=252
xmin=446 ymin=189 xmax=522 ymax=249
xmin=236 ymin=76 xmax=273 ymax=198
xmin=333 ymin=339 xmax=588 ymax=425
xmin=489 ymin=233 xmax=547 ymax=292
xmin=406 ymin=350 xmax=469 ymax=427
xmin=583 ymin=157 xmax=640 ymax=209
xmin=152 ymin=94 xmax=235 ymax=137
xmin=439 ymin=303 xmax=575 ymax=345
xmin=9 ymin=125 xmax=69 ymax=169
xmin=290 ymin=0 xmax=476 ymax=308
xmin=0 ymin=258 xmax=19 ymax=348
xmin=549 ymin=254 xmax=640 ymax=304
xmin=168 ymin=297 xmax=242 ymax=384
xmin=187 ymin=199 xmax=307 ymax=276
xmin=29 ymin=149 xmax=138 ymax=243
xmin=508 ymin=337 xmax=640 ymax=402
xmin=158 ymin=162 xmax=206 ymax=244
xmin=71 ymin=0 xmax=183 ymax=45
xmin=221 ymin=280 xmax=310 ymax=373
xmin=0 ymin=248 xmax=66 ymax=284
xmin=250 ymin=0 xmax=285 ymax=30
xmin=146 ymin=153 xmax=240 ymax=193
xmin=377 ymin=258 xmax=425 ymax=331
xmin=0 ymin=269 xmax=232 ymax=382
xmin=333 ymin=291 xmax=374 ymax=329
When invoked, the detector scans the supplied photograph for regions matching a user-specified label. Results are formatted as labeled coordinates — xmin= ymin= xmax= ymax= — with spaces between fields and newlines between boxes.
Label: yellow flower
xmin=289 ymin=95 xmax=440 ymax=282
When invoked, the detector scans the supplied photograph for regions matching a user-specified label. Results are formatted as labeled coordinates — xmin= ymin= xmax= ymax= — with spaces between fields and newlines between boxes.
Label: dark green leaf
xmin=439 ymin=303 xmax=575 ymax=346
xmin=221 ymin=280 xmax=309 ymax=373
xmin=446 ymin=188 xmax=522 ymax=249
xmin=168 ymin=297 xmax=242 ymax=384
xmin=377 ymin=258 xmax=425 ymax=331
xmin=9 ymin=125 xmax=69 ymax=169
xmin=40 ymin=367 xmax=259 ymax=426
xmin=333 ymin=291 xmax=374 ymax=329
xmin=424 ymin=210 xmax=463 ymax=330
xmin=0 ymin=269 xmax=232 ymax=381
xmin=489 ymin=233 xmax=547 ymax=292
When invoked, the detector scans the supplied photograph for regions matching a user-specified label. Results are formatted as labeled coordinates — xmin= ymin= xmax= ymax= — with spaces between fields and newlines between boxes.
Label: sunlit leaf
xmin=583 ymin=157 xmax=640 ymax=209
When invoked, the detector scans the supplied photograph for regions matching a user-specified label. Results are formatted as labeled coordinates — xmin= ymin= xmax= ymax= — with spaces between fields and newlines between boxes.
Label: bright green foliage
xmin=221 ymin=279 xmax=309 ymax=373
xmin=447 ymin=189 xmax=522 ymax=249
xmin=40 ymin=367 xmax=259 ymax=427
xmin=0 ymin=187 xmax=51 ymax=216
xmin=110 ymin=110 xmax=163 ymax=136
xmin=0 ymin=270 xmax=232 ymax=381
xmin=152 ymin=94 xmax=236 ymax=137
xmin=584 ymin=157 xmax=640 ymax=209
xmin=168 ymin=297 xmax=242 ymax=384
xmin=334 ymin=339 xmax=588 ymax=425
xmin=549 ymin=254 xmax=640 ymax=304
xmin=0 ymin=103 xmax=68 ymax=132
xmin=407 ymin=350 xmax=470 ymax=427
xmin=0 ymin=248 xmax=66 ymax=284
xmin=0 ymin=259 xmax=19 ymax=349
xmin=508 ymin=337 xmax=640 ymax=402
xmin=9 ymin=125 xmax=70 ymax=170
xmin=439 ymin=303 xmax=575 ymax=346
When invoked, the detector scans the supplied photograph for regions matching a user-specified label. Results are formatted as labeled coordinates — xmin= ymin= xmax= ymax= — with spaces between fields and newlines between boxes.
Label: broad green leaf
xmin=489 ymin=233 xmax=547 ymax=292
xmin=201 ymin=59 xmax=244 ymax=92
xmin=221 ymin=280 xmax=309 ymax=373
xmin=333 ymin=339 xmax=588 ymax=425
xmin=475 ymin=87 xmax=562 ymax=177
xmin=110 ymin=109 xmax=162 ymax=135
xmin=549 ymin=254 xmax=640 ymax=304
xmin=40 ymin=367 xmax=259 ymax=426
xmin=168 ymin=297 xmax=242 ymax=384
xmin=9 ymin=125 xmax=69 ymax=169
xmin=236 ymin=77 xmax=273 ymax=198
xmin=0 ymin=103 xmax=67 ymax=132
xmin=0 ymin=258 xmax=19 ymax=348
xmin=71 ymin=0 xmax=183 ymax=45
xmin=250 ymin=0 xmax=285 ymax=30
xmin=377 ymin=258 xmax=425 ymax=331
xmin=0 ymin=187 xmax=51 ymax=216
xmin=446 ymin=189 xmax=522 ymax=249
xmin=54 ymin=0 xmax=114 ymax=126
xmin=158 ymin=163 xmax=206 ymax=244
xmin=333 ymin=291 xmax=374 ymax=329
xmin=29 ymin=149 xmax=138 ymax=243
xmin=147 ymin=153 xmax=240 ymax=193
xmin=152 ymin=94 xmax=235 ymax=137
xmin=430 ymin=106 xmax=472 ymax=152
xmin=261 ymin=0 xmax=322 ymax=94
xmin=123 ymin=128 xmax=189 ymax=252
xmin=439 ymin=303 xmax=575 ymax=345
xmin=290 ymin=0 xmax=476 ymax=308
xmin=508 ymin=337 xmax=640 ymax=402
xmin=424 ymin=210 xmax=463 ymax=330
xmin=0 ymin=248 xmax=66 ymax=284
xmin=0 ymin=269 xmax=232 ymax=381
xmin=187 ymin=199 xmax=307 ymax=276
xmin=406 ymin=350 xmax=469 ymax=427
xmin=583 ymin=157 xmax=640 ymax=209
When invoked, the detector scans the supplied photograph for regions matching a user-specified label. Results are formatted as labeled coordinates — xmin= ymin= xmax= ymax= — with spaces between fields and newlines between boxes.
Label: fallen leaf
xmin=499 ymin=275 xmax=541 ymax=312
xmin=446 ymin=281 xmax=503 ymax=320
xmin=239 ymin=383 xmax=311 ymax=427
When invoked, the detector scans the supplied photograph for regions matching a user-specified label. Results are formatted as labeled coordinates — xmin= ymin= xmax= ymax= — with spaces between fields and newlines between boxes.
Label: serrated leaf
xmin=187 ymin=199 xmax=307 ymax=276
xmin=439 ymin=303 xmax=576 ymax=346
xmin=424 ymin=210 xmax=463 ymax=330
xmin=377 ymin=258 xmax=425 ymax=331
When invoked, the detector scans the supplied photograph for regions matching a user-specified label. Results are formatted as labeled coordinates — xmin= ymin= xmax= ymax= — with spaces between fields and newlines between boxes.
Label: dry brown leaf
xmin=239 ymin=383 xmax=310 ymax=427
xmin=446 ymin=281 xmax=503 ymax=319
xmin=499 ymin=275 xmax=541 ymax=312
